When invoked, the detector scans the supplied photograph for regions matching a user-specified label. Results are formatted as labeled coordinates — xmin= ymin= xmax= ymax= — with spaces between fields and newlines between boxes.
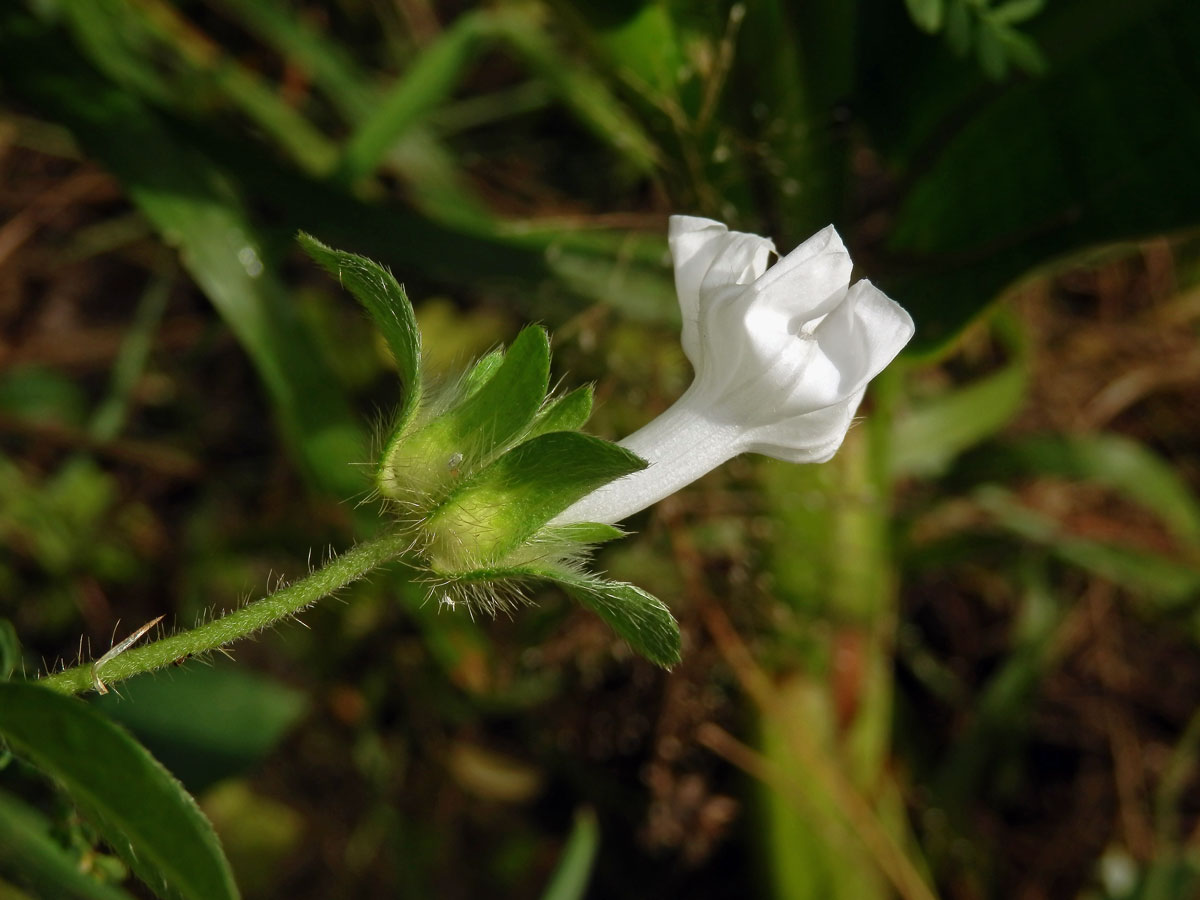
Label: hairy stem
xmin=40 ymin=530 xmax=413 ymax=696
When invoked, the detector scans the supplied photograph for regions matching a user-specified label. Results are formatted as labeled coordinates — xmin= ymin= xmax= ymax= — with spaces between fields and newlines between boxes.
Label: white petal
xmin=669 ymin=216 xmax=773 ymax=366
xmin=742 ymin=388 xmax=867 ymax=463
xmin=669 ymin=217 xmax=728 ymax=364
xmin=750 ymin=224 xmax=852 ymax=323
xmin=812 ymin=279 xmax=915 ymax=396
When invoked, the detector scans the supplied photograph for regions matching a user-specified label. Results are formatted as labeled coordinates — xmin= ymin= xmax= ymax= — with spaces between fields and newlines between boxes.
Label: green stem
xmin=40 ymin=530 xmax=413 ymax=696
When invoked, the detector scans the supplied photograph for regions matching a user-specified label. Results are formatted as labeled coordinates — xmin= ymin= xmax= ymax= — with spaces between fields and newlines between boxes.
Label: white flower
xmin=554 ymin=216 xmax=915 ymax=525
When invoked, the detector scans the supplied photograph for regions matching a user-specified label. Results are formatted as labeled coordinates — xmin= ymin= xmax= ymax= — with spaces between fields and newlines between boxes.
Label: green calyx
xmin=302 ymin=235 xmax=680 ymax=667
xmin=380 ymin=324 xmax=551 ymax=502
xmin=423 ymin=431 xmax=645 ymax=573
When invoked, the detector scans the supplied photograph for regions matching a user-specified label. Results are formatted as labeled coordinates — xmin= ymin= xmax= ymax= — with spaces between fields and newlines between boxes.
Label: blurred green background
xmin=1 ymin=0 xmax=1199 ymax=897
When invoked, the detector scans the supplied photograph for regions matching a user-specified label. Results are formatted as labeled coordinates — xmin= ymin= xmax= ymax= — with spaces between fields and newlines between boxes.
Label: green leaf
xmin=539 ymin=808 xmax=600 ymax=900
xmin=381 ymin=326 xmax=552 ymax=500
xmin=526 ymin=385 xmax=594 ymax=440
xmin=586 ymin=2 xmax=686 ymax=105
xmin=0 ymin=620 xmax=18 ymax=681
xmin=0 ymin=14 xmax=365 ymax=499
xmin=204 ymin=0 xmax=377 ymax=123
xmin=489 ymin=10 xmax=660 ymax=173
xmin=945 ymin=1 xmax=972 ymax=53
xmin=538 ymin=565 xmax=680 ymax=668
xmin=0 ymin=682 xmax=238 ymax=900
xmin=960 ymin=434 xmax=1200 ymax=551
xmin=975 ymin=20 xmax=1009 ymax=80
xmin=995 ymin=25 xmax=1048 ymax=76
xmin=892 ymin=358 xmax=1028 ymax=477
xmin=425 ymin=432 xmax=646 ymax=571
xmin=93 ymin=665 xmax=308 ymax=793
xmin=339 ymin=11 xmax=488 ymax=181
xmin=867 ymin=1 xmax=1200 ymax=351
xmin=0 ymin=366 xmax=87 ymax=426
xmin=0 ymin=792 xmax=133 ymax=900
xmin=58 ymin=0 xmax=338 ymax=176
xmin=0 ymin=790 xmax=135 ymax=900
xmin=976 ymin=487 xmax=1200 ymax=603
xmin=905 ymin=0 xmax=945 ymax=32
xmin=991 ymin=0 xmax=1046 ymax=26
xmin=299 ymin=234 xmax=423 ymax=435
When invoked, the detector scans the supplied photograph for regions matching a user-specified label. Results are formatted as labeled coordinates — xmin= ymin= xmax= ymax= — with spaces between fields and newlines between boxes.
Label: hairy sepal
xmin=434 ymin=562 xmax=680 ymax=668
xmin=299 ymin=233 xmax=422 ymax=436
xmin=423 ymin=431 xmax=646 ymax=573
xmin=379 ymin=325 xmax=551 ymax=502
xmin=525 ymin=384 xmax=594 ymax=440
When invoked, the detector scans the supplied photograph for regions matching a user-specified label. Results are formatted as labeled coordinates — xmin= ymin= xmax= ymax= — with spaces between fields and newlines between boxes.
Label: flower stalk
xmin=40 ymin=530 xmax=413 ymax=696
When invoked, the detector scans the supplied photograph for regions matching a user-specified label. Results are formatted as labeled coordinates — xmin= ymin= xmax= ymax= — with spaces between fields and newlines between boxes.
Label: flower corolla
xmin=555 ymin=216 xmax=914 ymax=526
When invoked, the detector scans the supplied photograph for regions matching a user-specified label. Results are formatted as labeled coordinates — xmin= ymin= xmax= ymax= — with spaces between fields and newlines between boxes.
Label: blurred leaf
xmin=0 ymin=682 xmax=238 ymax=900
xmin=59 ymin=0 xmax=337 ymax=175
xmin=1138 ymin=856 xmax=1200 ymax=900
xmin=991 ymin=0 xmax=1046 ymax=26
xmin=200 ymin=782 xmax=303 ymax=899
xmin=205 ymin=0 xmax=376 ymax=122
xmin=339 ymin=12 xmax=487 ymax=181
xmin=582 ymin=2 xmax=686 ymax=105
xmin=728 ymin=0 xmax=856 ymax=237
xmin=977 ymin=487 xmax=1200 ymax=603
xmin=340 ymin=7 xmax=658 ymax=183
xmin=993 ymin=24 xmax=1048 ymax=75
xmin=492 ymin=9 xmax=660 ymax=173
xmin=905 ymin=0 xmax=944 ymax=33
xmin=539 ymin=808 xmax=600 ymax=900
xmin=933 ymin=563 xmax=1060 ymax=813
xmin=299 ymin=235 xmax=423 ymax=436
xmin=92 ymin=665 xmax=308 ymax=794
xmin=0 ymin=368 xmax=87 ymax=427
xmin=892 ymin=359 xmax=1027 ymax=477
xmin=0 ymin=789 xmax=134 ymax=900
xmin=0 ymin=11 xmax=365 ymax=499
xmin=0 ymin=620 xmax=18 ymax=681
xmin=974 ymin=18 xmax=1009 ymax=80
xmin=445 ymin=742 xmax=542 ymax=803
xmin=945 ymin=1 xmax=972 ymax=53
xmin=90 ymin=277 xmax=170 ymax=443
xmin=865 ymin=0 xmax=1200 ymax=351
xmin=961 ymin=434 xmax=1200 ymax=551
xmin=426 ymin=432 xmax=646 ymax=571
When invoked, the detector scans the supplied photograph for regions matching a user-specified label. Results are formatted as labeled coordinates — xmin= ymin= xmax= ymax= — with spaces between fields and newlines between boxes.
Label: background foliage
xmin=1 ymin=0 xmax=1199 ymax=897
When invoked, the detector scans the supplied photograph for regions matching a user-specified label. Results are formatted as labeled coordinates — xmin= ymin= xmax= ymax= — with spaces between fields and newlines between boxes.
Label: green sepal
xmin=534 ymin=521 xmax=626 ymax=546
xmin=441 ymin=563 xmax=680 ymax=668
xmin=298 ymin=233 xmax=422 ymax=434
xmin=544 ymin=567 xmax=680 ymax=668
xmin=380 ymin=325 xmax=551 ymax=500
xmin=526 ymin=384 xmax=594 ymax=440
xmin=460 ymin=348 xmax=505 ymax=398
xmin=424 ymin=431 xmax=645 ymax=572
